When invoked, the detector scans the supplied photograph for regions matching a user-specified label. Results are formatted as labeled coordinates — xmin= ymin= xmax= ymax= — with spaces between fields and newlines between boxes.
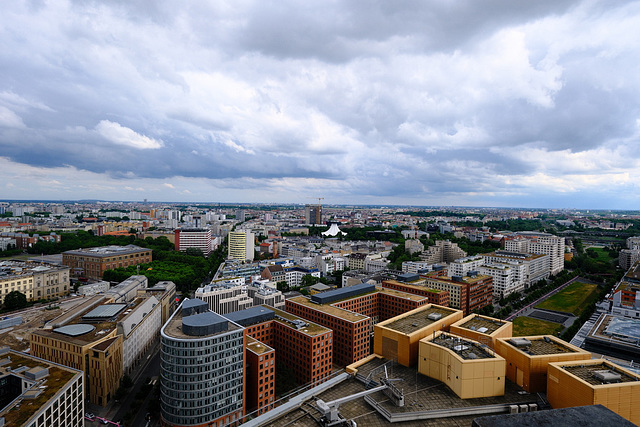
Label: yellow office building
xmin=418 ymin=331 xmax=506 ymax=399
xmin=494 ymin=335 xmax=590 ymax=393
xmin=374 ymin=304 xmax=463 ymax=367
xmin=547 ymin=359 xmax=640 ymax=425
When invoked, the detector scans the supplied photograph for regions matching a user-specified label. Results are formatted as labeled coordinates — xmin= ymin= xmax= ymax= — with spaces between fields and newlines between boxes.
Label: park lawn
xmin=535 ymin=281 xmax=599 ymax=316
xmin=512 ymin=316 xmax=564 ymax=337
xmin=586 ymin=247 xmax=616 ymax=263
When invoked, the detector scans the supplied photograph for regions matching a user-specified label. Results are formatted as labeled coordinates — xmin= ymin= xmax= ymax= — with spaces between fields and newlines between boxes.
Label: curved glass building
xmin=160 ymin=299 xmax=245 ymax=427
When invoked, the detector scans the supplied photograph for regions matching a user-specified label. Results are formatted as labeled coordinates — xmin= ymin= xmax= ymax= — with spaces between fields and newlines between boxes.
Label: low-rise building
xmin=547 ymin=359 xmax=640 ymax=425
xmin=374 ymin=304 xmax=463 ymax=367
xmin=195 ymin=278 xmax=253 ymax=314
xmin=449 ymin=314 xmax=512 ymax=349
xmin=0 ymin=347 xmax=84 ymax=427
xmin=62 ymin=245 xmax=152 ymax=280
xmin=77 ymin=280 xmax=110 ymax=296
xmin=418 ymin=331 xmax=506 ymax=399
xmin=494 ymin=336 xmax=591 ymax=393
xmin=0 ymin=260 xmax=70 ymax=302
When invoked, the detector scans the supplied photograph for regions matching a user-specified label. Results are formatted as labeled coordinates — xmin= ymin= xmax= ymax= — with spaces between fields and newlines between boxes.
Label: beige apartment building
xmin=0 ymin=260 xmax=70 ymax=302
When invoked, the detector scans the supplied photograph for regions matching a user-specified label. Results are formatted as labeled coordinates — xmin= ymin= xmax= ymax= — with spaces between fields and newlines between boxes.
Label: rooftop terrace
xmin=384 ymin=306 xmax=458 ymax=334
xmin=506 ymin=337 xmax=579 ymax=356
xmin=458 ymin=316 xmax=506 ymax=335
xmin=288 ymin=295 xmax=368 ymax=323
xmin=429 ymin=333 xmax=495 ymax=360
xmin=562 ymin=362 xmax=640 ymax=386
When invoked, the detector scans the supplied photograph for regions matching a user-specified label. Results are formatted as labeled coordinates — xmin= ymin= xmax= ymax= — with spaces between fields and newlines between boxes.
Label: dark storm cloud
xmin=1 ymin=0 xmax=640 ymax=207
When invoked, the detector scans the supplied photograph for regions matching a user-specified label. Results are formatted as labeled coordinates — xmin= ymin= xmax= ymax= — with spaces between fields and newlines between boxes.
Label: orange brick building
xmin=62 ymin=245 xmax=152 ymax=280
xmin=285 ymin=283 xmax=432 ymax=366
xmin=381 ymin=279 xmax=450 ymax=306
xmin=226 ymin=306 xmax=333 ymax=415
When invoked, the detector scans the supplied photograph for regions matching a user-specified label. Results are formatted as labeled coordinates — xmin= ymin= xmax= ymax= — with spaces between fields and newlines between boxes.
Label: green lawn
xmin=512 ymin=316 xmax=564 ymax=337
xmin=585 ymin=247 xmax=616 ymax=263
xmin=535 ymin=281 xmax=599 ymax=316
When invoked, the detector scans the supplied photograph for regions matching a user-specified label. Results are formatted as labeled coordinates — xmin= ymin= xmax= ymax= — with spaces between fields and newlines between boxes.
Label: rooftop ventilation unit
xmin=593 ymin=370 xmax=622 ymax=383
xmin=509 ymin=338 xmax=532 ymax=348
xmin=453 ymin=345 xmax=469 ymax=352
xmin=428 ymin=313 xmax=442 ymax=321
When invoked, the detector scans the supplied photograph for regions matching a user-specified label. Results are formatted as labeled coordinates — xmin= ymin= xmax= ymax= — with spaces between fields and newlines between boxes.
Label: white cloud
xmin=95 ymin=120 xmax=163 ymax=149
xmin=0 ymin=106 xmax=26 ymax=128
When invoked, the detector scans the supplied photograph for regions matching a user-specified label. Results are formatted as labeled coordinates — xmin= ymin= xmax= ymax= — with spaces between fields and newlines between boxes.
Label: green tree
xmin=3 ymin=291 xmax=27 ymax=311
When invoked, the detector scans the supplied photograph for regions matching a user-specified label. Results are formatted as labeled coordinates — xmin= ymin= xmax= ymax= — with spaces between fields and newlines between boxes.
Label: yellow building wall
xmin=495 ymin=336 xmax=591 ymax=393
xmin=547 ymin=361 xmax=640 ymax=425
xmin=418 ymin=334 xmax=506 ymax=399
xmin=89 ymin=336 xmax=123 ymax=406
xmin=374 ymin=305 xmax=463 ymax=367
xmin=30 ymin=329 xmax=121 ymax=406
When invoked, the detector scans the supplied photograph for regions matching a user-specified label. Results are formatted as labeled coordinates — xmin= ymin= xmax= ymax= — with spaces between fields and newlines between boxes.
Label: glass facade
xmin=160 ymin=329 xmax=244 ymax=426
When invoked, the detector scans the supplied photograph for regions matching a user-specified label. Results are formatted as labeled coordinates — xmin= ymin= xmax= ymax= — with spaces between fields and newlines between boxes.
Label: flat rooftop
xmin=377 ymin=287 xmax=430 ymax=301
xmin=246 ymin=336 xmax=274 ymax=355
xmin=384 ymin=306 xmax=458 ymax=334
xmin=266 ymin=357 xmax=536 ymax=427
xmin=163 ymin=306 xmax=241 ymax=340
xmin=34 ymin=298 xmax=145 ymax=345
xmin=270 ymin=306 xmax=331 ymax=336
xmin=0 ymin=350 xmax=81 ymax=426
xmin=458 ymin=316 xmax=507 ymax=335
xmin=62 ymin=244 xmax=150 ymax=257
xmin=429 ymin=333 xmax=495 ymax=360
xmin=562 ymin=362 xmax=640 ymax=386
xmin=506 ymin=337 xmax=579 ymax=356
xmin=288 ymin=296 xmax=368 ymax=323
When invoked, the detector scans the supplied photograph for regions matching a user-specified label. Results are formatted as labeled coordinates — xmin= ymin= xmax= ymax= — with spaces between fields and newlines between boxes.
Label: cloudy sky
xmin=2 ymin=0 xmax=640 ymax=209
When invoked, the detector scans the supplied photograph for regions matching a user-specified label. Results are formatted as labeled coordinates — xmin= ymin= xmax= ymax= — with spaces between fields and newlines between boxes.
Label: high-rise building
xmin=304 ymin=204 xmax=322 ymax=225
xmin=160 ymin=299 xmax=245 ymax=427
xmin=228 ymin=231 xmax=255 ymax=262
xmin=420 ymin=240 xmax=467 ymax=264
xmin=174 ymin=228 xmax=212 ymax=255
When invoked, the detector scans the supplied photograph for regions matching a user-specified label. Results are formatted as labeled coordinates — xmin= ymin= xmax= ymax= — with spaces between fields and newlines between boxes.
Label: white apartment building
xmin=365 ymin=253 xmax=390 ymax=273
xmin=0 ymin=237 xmax=16 ymax=251
xmin=77 ymin=281 xmax=110 ymax=296
xmin=627 ymin=236 xmax=640 ymax=250
xmin=420 ymin=240 xmax=467 ymax=264
xmin=478 ymin=263 xmax=524 ymax=298
xmin=228 ymin=231 xmax=255 ymax=262
xmin=174 ymin=228 xmax=212 ymax=255
xmin=505 ymin=233 xmax=565 ymax=275
xmin=483 ymin=251 xmax=550 ymax=288
xmin=448 ymin=255 xmax=484 ymax=277
xmin=315 ymin=254 xmax=346 ymax=276
xmin=195 ymin=278 xmax=253 ymax=314
xmin=118 ymin=295 xmax=162 ymax=374
xmin=247 ymin=284 xmax=285 ymax=309
xmin=402 ymin=261 xmax=438 ymax=274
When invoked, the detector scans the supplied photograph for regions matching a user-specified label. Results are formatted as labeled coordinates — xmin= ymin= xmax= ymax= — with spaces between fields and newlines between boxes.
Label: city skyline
xmin=2 ymin=1 xmax=640 ymax=209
